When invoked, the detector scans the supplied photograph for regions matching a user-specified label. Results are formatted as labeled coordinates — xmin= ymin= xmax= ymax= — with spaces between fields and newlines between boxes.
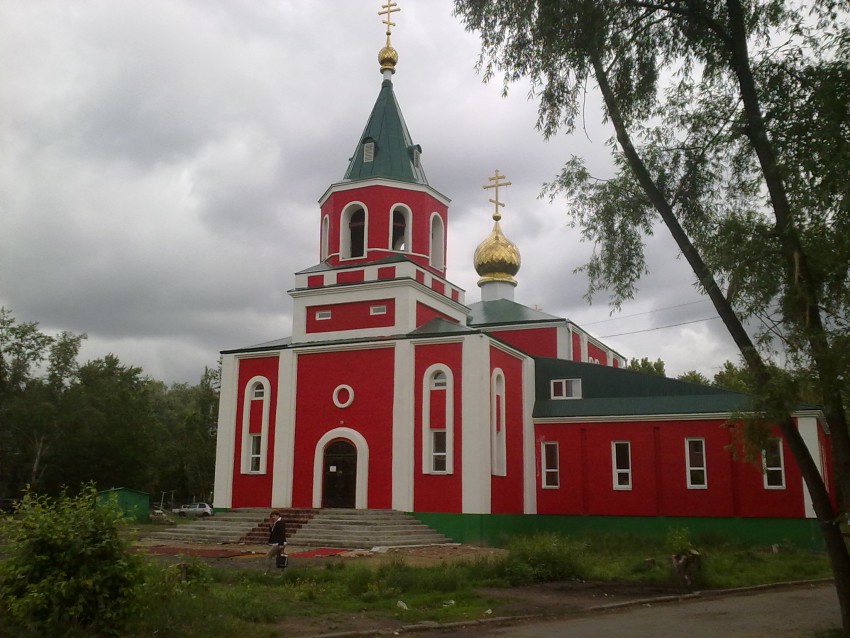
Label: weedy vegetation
xmin=0 ymin=495 xmax=832 ymax=637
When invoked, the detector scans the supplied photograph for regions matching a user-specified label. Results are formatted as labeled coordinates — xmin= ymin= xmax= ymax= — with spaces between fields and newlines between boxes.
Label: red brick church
xmin=213 ymin=6 xmax=831 ymax=546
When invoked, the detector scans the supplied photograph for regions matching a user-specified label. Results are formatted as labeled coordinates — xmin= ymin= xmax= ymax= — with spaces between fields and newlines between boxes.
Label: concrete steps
xmin=240 ymin=508 xmax=318 ymax=543
xmin=144 ymin=508 xmax=272 ymax=544
xmin=289 ymin=508 xmax=453 ymax=549
xmin=143 ymin=507 xmax=453 ymax=549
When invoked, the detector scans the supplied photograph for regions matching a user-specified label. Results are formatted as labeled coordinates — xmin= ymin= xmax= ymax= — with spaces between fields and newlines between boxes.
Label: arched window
xmin=429 ymin=213 xmax=445 ymax=270
xmin=422 ymin=365 xmax=453 ymax=474
xmin=491 ymin=370 xmax=506 ymax=476
xmin=390 ymin=206 xmax=411 ymax=252
xmin=340 ymin=204 xmax=367 ymax=259
xmin=321 ymin=215 xmax=329 ymax=260
xmin=241 ymin=376 xmax=271 ymax=474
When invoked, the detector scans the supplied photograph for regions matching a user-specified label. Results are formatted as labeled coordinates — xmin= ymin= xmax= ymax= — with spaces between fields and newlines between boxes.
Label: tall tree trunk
xmin=591 ymin=47 xmax=850 ymax=635
xmin=724 ymin=0 xmax=850 ymax=515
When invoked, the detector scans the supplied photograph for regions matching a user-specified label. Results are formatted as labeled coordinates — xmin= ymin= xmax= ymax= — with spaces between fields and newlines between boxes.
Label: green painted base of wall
xmin=412 ymin=512 xmax=826 ymax=551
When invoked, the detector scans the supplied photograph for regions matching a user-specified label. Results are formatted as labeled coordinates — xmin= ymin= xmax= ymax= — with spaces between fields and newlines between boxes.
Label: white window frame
xmin=431 ymin=430 xmax=447 ymax=473
xmin=389 ymin=205 xmax=412 ymax=252
xmin=611 ymin=441 xmax=632 ymax=490
xmin=685 ymin=437 xmax=707 ymax=489
xmin=363 ymin=141 xmax=375 ymax=162
xmin=551 ymin=378 xmax=581 ymax=400
xmin=541 ymin=441 xmax=560 ymax=489
xmin=370 ymin=305 xmax=387 ymax=315
xmin=763 ymin=438 xmax=786 ymax=489
xmin=429 ymin=213 xmax=445 ymax=270
xmin=320 ymin=215 xmax=329 ymax=261
xmin=340 ymin=203 xmax=367 ymax=260
xmin=422 ymin=365 xmax=453 ymax=474
xmin=315 ymin=310 xmax=331 ymax=320
xmin=490 ymin=369 xmax=506 ymax=476
xmin=249 ymin=434 xmax=262 ymax=472
xmin=240 ymin=376 xmax=270 ymax=474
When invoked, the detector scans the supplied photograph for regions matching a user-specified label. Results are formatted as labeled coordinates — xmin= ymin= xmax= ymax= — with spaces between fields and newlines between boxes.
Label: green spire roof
xmin=344 ymin=79 xmax=428 ymax=185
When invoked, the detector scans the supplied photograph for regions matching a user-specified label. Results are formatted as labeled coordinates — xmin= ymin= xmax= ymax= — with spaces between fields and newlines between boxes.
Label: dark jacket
xmin=268 ymin=517 xmax=286 ymax=545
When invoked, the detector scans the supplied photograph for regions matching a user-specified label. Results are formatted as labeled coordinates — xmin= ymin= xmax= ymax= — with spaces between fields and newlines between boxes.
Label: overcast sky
xmin=0 ymin=0 xmax=741 ymax=385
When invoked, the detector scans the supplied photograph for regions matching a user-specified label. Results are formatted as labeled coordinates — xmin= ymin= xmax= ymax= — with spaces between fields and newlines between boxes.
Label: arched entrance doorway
xmin=322 ymin=439 xmax=357 ymax=508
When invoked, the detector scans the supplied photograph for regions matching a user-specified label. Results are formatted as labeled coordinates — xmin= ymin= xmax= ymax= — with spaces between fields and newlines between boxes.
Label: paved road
xmin=425 ymin=583 xmax=840 ymax=637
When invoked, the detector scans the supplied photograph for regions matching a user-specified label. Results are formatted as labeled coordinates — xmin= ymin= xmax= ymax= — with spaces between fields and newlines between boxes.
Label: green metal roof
xmin=409 ymin=317 xmax=475 ymax=337
xmin=344 ymin=79 xmax=428 ymax=185
xmin=296 ymin=254 xmax=411 ymax=275
xmin=532 ymin=357 xmax=756 ymax=418
xmin=467 ymin=299 xmax=562 ymax=327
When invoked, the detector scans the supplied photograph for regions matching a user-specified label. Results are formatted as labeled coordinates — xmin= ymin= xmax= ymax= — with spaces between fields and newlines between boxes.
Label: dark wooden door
xmin=322 ymin=440 xmax=357 ymax=508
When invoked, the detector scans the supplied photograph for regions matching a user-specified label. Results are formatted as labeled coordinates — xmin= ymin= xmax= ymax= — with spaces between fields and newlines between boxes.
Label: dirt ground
xmin=135 ymin=540 xmax=690 ymax=637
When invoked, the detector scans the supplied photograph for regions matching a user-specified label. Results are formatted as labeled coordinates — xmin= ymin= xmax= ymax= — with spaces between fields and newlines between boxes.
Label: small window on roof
xmin=408 ymin=144 xmax=422 ymax=168
xmin=551 ymin=378 xmax=581 ymax=399
xmin=363 ymin=141 xmax=375 ymax=163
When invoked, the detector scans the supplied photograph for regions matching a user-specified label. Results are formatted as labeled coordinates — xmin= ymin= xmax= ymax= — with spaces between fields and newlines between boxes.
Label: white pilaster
xmin=556 ymin=323 xmax=570 ymax=360
xmin=797 ymin=415 xmax=824 ymax=519
xmin=461 ymin=334 xmax=491 ymax=513
xmin=213 ymin=355 xmax=237 ymax=509
xmin=392 ymin=341 xmax=414 ymax=511
xmin=272 ymin=350 xmax=297 ymax=508
xmin=522 ymin=356 xmax=538 ymax=514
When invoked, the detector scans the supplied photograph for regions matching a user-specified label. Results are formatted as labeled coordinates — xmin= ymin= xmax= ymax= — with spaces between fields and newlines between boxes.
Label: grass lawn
xmin=113 ymin=529 xmax=832 ymax=637
xmin=1 ymin=527 xmax=834 ymax=637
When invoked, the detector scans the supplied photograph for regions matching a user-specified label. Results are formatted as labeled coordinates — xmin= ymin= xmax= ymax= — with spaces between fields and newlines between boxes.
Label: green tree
xmin=51 ymin=355 xmax=164 ymax=494
xmin=677 ymin=370 xmax=711 ymax=386
xmin=0 ymin=310 xmax=86 ymax=495
xmin=152 ymin=366 xmax=219 ymax=504
xmin=713 ymin=360 xmax=755 ymax=393
xmin=626 ymin=357 xmax=666 ymax=376
xmin=454 ymin=0 xmax=850 ymax=628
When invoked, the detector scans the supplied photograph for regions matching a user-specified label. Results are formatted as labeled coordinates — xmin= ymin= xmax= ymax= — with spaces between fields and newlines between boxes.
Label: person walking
xmin=265 ymin=510 xmax=287 ymax=572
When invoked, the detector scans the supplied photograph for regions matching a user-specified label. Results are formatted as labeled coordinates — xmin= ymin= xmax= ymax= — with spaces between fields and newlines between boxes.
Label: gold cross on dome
xmin=483 ymin=170 xmax=512 ymax=221
xmin=379 ymin=1 xmax=400 ymax=40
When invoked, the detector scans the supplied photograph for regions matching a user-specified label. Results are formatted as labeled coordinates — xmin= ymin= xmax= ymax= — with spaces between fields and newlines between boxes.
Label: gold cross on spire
xmin=379 ymin=1 xmax=400 ymax=44
xmin=483 ymin=170 xmax=512 ymax=221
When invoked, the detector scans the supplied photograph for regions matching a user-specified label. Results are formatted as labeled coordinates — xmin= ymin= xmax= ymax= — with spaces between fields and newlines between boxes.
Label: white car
xmin=175 ymin=502 xmax=213 ymax=517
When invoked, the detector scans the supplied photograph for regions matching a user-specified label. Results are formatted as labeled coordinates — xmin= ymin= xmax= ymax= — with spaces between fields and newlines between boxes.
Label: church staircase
xmin=287 ymin=508 xmax=453 ymax=549
xmin=142 ymin=508 xmax=314 ymax=545
xmin=239 ymin=508 xmax=318 ymax=543
xmin=141 ymin=508 xmax=451 ymax=548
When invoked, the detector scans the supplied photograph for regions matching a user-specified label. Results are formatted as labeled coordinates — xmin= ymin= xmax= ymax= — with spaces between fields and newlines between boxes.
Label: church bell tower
xmin=288 ymin=2 xmax=467 ymax=344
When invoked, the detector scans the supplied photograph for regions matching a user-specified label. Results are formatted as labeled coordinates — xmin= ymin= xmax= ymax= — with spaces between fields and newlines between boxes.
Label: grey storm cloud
xmin=0 ymin=0 xmax=739 ymax=384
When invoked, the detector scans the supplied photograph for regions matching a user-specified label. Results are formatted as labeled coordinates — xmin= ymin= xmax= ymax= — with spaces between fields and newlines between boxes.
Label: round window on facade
xmin=333 ymin=384 xmax=354 ymax=408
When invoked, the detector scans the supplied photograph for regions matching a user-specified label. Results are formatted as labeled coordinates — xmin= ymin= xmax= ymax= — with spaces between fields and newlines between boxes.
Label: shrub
xmin=504 ymin=532 xmax=590 ymax=583
xmin=665 ymin=527 xmax=695 ymax=555
xmin=0 ymin=485 xmax=144 ymax=636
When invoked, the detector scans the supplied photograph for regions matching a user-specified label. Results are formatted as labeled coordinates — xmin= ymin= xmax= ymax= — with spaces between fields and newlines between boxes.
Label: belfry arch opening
xmin=341 ymin=205 xmax=366 ymax=259
xmin=391 ymin=207 xmax=410 ymax=251
xmin=430 ymin=213 xmax=445 ymax=270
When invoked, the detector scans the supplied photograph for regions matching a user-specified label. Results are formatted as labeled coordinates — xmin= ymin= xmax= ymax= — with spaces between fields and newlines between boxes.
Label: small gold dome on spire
xmin=378 ymin=1 xmax=400 ymax=74
xmin=474 ymin=169 xmax=521 ymax=287
xmin=379 ymin=44 xmax=398 ymax=73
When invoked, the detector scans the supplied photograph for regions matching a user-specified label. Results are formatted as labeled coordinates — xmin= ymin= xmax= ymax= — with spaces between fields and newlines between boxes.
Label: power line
xmin=582 ymin=299 xmax=712 ymax=326
xmin=601 ymin=316 xmax=721 ymax=338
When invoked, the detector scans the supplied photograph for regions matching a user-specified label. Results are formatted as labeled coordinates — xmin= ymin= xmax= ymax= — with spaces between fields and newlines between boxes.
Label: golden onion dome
xmin=379 ymin=44 xmax=398 ymax=73
xmin=473 ymin=218 xmax=521 ymax=286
